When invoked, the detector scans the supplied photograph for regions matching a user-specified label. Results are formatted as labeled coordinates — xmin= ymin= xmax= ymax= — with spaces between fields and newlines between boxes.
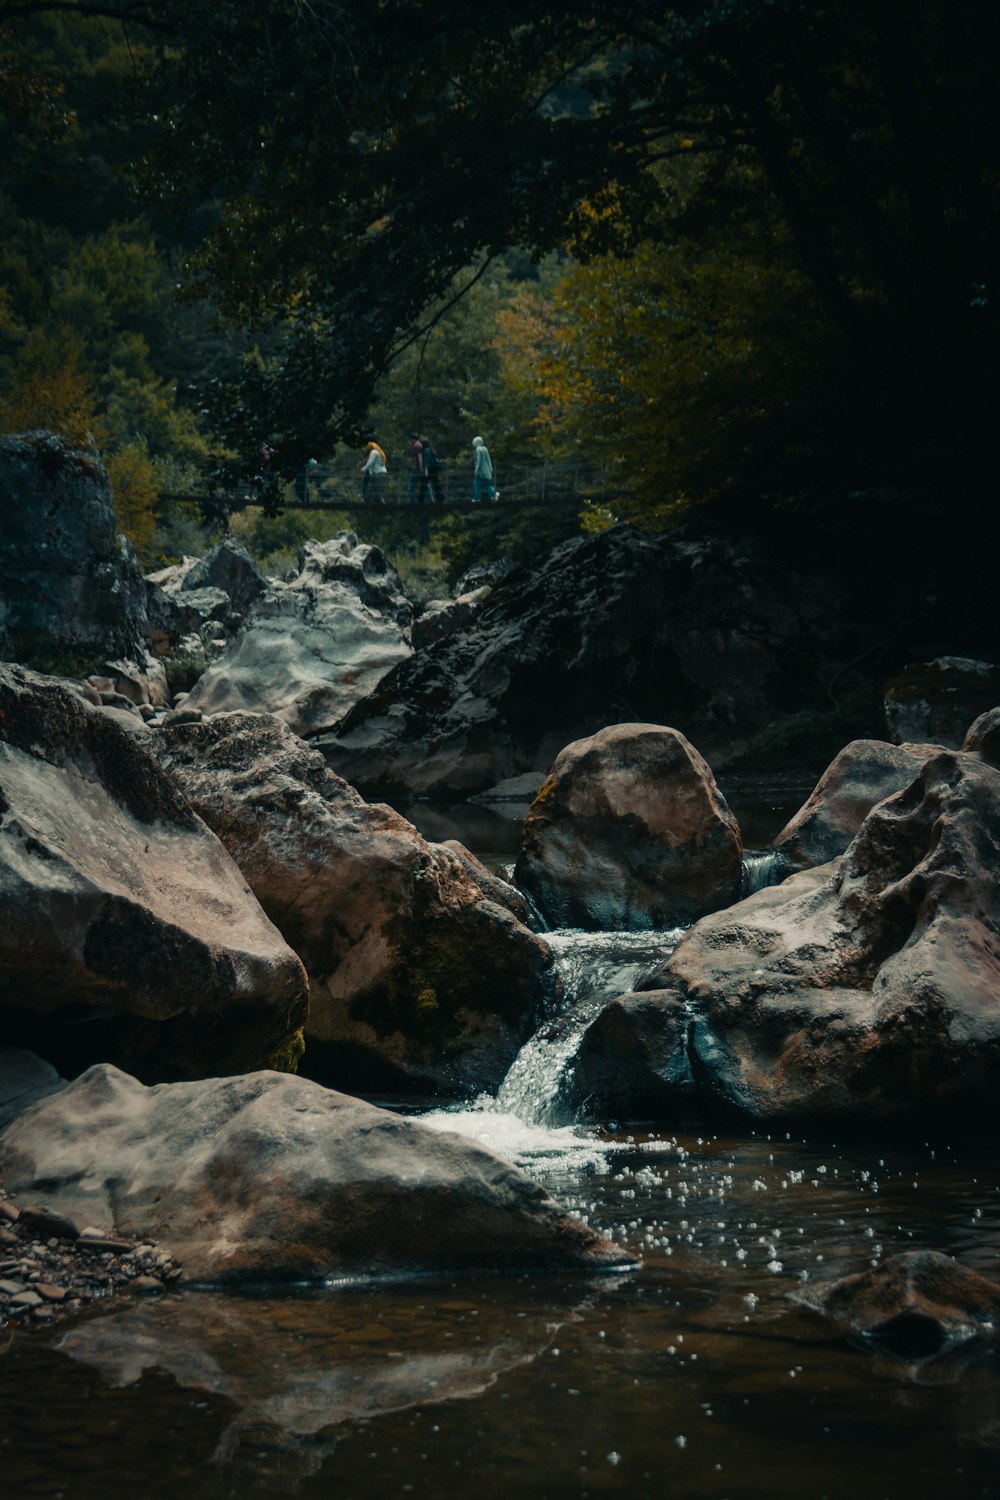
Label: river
xmin=2 ymin=788 xmax=999 ymax=1499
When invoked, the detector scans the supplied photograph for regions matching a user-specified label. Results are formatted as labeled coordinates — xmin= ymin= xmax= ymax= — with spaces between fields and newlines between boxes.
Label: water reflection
xmin=3 ymin=1129 xmax=1000 ymax=1497
xmin=54 ymin=1282 xmax=592 ymax=1488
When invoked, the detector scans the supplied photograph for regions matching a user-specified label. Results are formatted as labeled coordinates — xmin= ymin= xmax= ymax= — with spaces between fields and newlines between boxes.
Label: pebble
xmin=0 ymin=1188 xmax=182 ymax=1333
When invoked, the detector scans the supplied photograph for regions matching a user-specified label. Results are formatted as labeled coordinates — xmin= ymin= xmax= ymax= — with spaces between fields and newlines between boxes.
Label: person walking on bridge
xmin=359 ymin=440 xmax=388 ymax=503
xmin=421 ymin=436 xmax=446 ymax=504
xmin=407 ymin=431 xmax=428 ymax=503
xmin=471 ymin=435 xmax=498 ymax=503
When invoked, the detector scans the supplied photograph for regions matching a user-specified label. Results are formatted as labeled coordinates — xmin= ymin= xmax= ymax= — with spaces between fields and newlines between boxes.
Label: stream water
xmin=2 ymin=789 xmax=999 ymax=1498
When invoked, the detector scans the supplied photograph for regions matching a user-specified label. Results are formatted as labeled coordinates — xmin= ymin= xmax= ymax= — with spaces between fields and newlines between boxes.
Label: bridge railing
xmin=294 ymin=457 xmax=609 ymax=508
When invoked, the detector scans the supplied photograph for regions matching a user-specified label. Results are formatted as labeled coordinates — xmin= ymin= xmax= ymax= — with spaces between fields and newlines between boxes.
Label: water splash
xmin=739 ymin=849 xmax=791 ymax=899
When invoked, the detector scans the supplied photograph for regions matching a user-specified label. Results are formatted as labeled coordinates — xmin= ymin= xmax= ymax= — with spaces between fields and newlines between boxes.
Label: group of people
xmin=357 ymin=433 xmax=498 ymax=505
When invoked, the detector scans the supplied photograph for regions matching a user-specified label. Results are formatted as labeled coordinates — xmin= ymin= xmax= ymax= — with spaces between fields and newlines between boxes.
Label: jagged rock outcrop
xmin=0 ymin=1063 xmax=629 ymax=1282
xmin=150 ymin=712 xmax=552 ymax=1094
xmin=181 ymin=535 xmax=413 ymax=737
xmin=771 ymin=738 xmax=943 ymax=872
xmin=0 ymin=432 xmax=147 ymax=668
xmin=319 ymin=525 xmax=861 ymax=796
xmin=515 ymin=724 xmax=742 ymax=930
xmin=885 ymin=658 xmax=1000 ymax=747
xmin=0 ymin=666 xmax=308 ymax=1079
xmin=561 ymin=748 xmax=1000 ymax=1129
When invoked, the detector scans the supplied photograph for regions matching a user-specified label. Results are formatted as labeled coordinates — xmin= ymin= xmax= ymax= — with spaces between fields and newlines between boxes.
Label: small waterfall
xmin=495 ymin=928 xmax=685 ymax=1126
xmin=739 ymin=848 xmax=790 ymax=900
xmin=498 ymin=863 xmax=550 ymax=933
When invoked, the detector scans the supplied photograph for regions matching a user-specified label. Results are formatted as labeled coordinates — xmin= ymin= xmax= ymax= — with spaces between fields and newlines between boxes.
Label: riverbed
xmin=2 ymin=788 xmax=999 ymax=1499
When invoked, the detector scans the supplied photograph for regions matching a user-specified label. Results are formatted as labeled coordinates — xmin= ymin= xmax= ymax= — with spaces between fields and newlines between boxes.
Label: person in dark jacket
xmin=421 ymin=436 xmax=446 ymax=504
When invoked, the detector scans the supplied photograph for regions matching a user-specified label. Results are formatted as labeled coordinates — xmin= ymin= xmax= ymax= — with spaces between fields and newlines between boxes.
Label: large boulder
xmin=0 ymin=432 xmax=147 ymax=668
xmin=801 ymin=1252 xmax=1000 ymax=1358
xmin=0 ymin=666 xmax=308 ymax=1079
xmin=0 ymin=1063 xmax=628 ymax=1282
xmin=318 ymin=525 xmax=856 ymax=796
xmin=562 ymin=749 xmax=1000 ymax=1129
xmin=884 ymin=658 xmax=1000 ymax=748
xmin=514 ymin=724 xmax=742 ymax=930
xmin=181 ymin=535 xmax=413 ymax=737
xmin=149 ymin=712 xmax=553 ymax=1094
xmin=772 ymin=738 xmax=943 ymax=872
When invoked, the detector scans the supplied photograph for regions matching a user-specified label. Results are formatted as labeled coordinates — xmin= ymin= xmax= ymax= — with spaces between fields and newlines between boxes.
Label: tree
xmin=3 ymin=2 xmax=997 ymax=512
xmin=116 ymin=0 xmax=996 ymax=498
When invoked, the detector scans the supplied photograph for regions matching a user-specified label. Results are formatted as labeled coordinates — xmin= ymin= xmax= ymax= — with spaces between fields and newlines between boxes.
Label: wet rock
xmin=0 ymin=431 xmax=147 ymax=668
xmin=181 ymin=534 xmax=413 ymax=738
xmin=0 ymin=668 xmax=308 ymax=1081
xmin=885 ymin=658 xmax=1000 ymax=748
xmin=515 ymin=724 xmax=742 ymax=931
xmin=962 ymin=706 xmax=1000 ymax=766
xmin=0 ymin=1063 xmax=631 ymax=1283
xmin=563 ymin=991 xmax=697 ymax=1121
xmin=582 ymin=749 xmax=1000 ymax=1128
xmin=772 ymin=738 xmax=943 ymax=872
xmin=149 ymin=712 xmax=552 ymax=1094
xmin=802 ymin=1251 xmax=1000 ymax=1357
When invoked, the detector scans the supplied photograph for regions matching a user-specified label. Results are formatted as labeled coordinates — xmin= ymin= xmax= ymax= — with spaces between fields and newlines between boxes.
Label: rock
xmin=129 ymin=1275 xmax=165 ymax=1296
xmin=98 ymin=689 xmax=142 ymax=715
xmin=962 ymin=707 xmax=1000 ymax=766
xmin=772 ymin=738 xmax=944 ymax=872
xmin=181 ymin=535 xmax=413 ymax=738
xmin=453 ymin=559 xmax=515 ymax=596
xmin=802 ymin=1251 xmax=1000 ymax=1357
xmin=562 ymin=991 xmax=698 ymax=1122
xmin=0 ymin=431 xmax=147 ymax=668
xmin=0 ymin=666 xmax=308 ymax=1081
xmin=35 ymin=1282 xmax=68 ymax=1302
xmin=439 ymin=840 xmax=534 ymax=928
xmin=319 ymin=526 xmax=860 ymax=797
xmin=0 ymin=1050 xmax=65 ymax=1130
xmin=572 ymin=749 xmax=1000 ymax=1128
xmin=10 ymin=1288 xmax=42 ymax=1309
xmin=161 ymin=707 xmax=204 ymax=728
xmin=149 ymin=712 xmax=553 ymax=1094
xmin=0 ymin=1064 xmax=630 ymax=1282
xmin=411 ymin=588 xmax=490 ymax=650
xmin=515 ymin=724 xmax=742 ymax=931
xmin=180 ymin=537 xmax=267 ymax=616
xmin=16 ymin=1205 xmax=79 ymax=1241
xmin=885 ymin=658 xmax=1000 ymax=748
xmin=104 ymin=654 xmax=171 ymax=709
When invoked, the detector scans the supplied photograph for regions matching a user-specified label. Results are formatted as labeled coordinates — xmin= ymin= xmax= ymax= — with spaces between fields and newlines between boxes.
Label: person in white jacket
xmin=471 ymin=435 xmax=498 ymax=502
xmin=359 ymin=441 xmax=388 ymax=503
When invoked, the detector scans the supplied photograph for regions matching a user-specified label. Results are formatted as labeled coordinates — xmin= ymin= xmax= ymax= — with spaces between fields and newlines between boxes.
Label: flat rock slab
xmin=0 ymin=1063 xmax=630 ymax=1283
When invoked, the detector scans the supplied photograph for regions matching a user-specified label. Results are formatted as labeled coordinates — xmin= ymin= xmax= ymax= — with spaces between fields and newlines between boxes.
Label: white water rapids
xmin=421 ymin=927 xmax=685 ymax=1169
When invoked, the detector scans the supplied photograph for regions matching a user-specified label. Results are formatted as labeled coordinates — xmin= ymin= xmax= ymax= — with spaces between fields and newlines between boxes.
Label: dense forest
xmin=2 ymin=0 xmax=997 ymax=577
